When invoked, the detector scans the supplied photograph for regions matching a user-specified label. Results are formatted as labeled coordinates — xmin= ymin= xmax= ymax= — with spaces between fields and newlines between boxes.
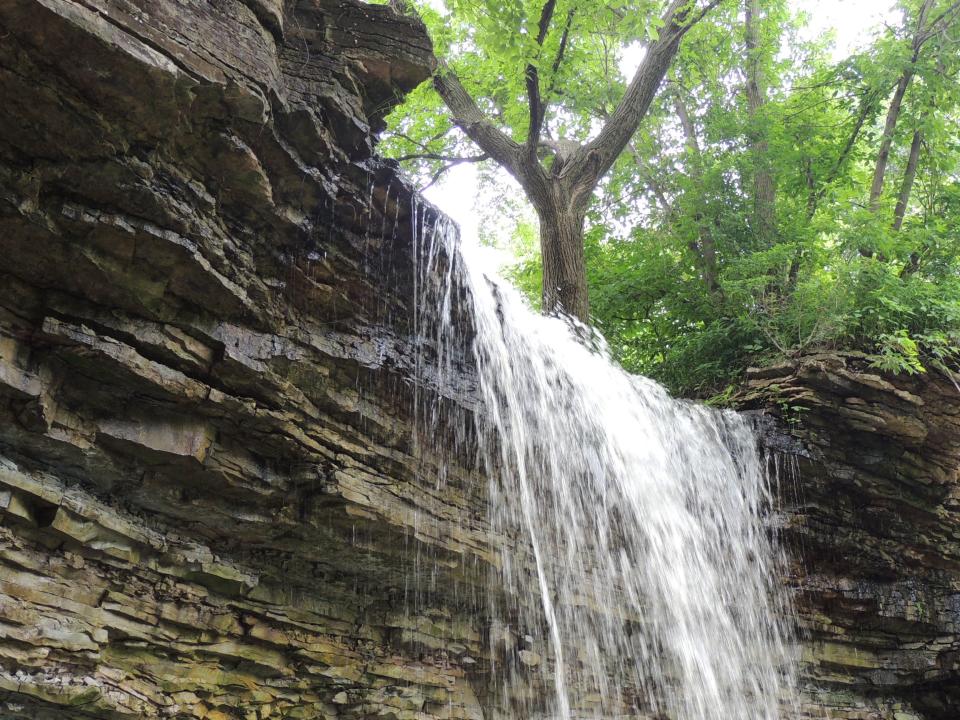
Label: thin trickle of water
xmin=411 ymin=204 xmax=797 ymax=719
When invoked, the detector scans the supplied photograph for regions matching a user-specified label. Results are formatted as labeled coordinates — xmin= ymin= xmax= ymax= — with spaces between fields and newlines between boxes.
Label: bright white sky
xmin=424 ymin=0 xmax=899 ymax=250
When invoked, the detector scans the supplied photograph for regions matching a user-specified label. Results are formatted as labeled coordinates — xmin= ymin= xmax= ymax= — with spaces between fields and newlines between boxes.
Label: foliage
xmin=384 ymin=0 xmax=960 ymax=398
xmin=376 ymin=0 xmax=659 ymax=189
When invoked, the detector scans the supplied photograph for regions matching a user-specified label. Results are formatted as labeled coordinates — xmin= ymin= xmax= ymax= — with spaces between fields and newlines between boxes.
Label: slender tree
xmin=672 ymin=84 xmax=721 ymax=294
xmin=869 ymin=0 xmax=960 ymax=211
xmin=892 ymin=126 xmax=925 ymax=230
xmin=744 ymin=0 xmax=776 ymax=246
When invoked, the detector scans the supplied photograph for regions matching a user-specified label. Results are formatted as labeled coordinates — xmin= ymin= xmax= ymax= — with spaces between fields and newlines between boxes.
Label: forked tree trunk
xmin=428 ymin=0 xmax=719 ymax=324
xmin=537 ymin=197 xmax=589 ymax=321
xmin=893 ymin=128 xmax=923 ymax=230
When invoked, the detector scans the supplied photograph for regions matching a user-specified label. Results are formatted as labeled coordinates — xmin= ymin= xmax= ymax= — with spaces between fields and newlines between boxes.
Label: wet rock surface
xmin=0 ymin=1 xmax=490 ymax=717
xmin=742 ymin=353 xmax=960 ymax=720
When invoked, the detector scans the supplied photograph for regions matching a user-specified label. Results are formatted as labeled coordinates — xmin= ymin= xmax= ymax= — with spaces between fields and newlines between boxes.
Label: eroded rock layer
xmin=743 ymin=354 xmax=960 ymax=720
xmin=0 ymin=1 xmax=493 ymax=718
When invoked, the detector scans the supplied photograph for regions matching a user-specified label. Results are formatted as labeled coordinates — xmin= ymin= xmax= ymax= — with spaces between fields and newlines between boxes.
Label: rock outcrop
xmin=0 ymin=1 xmax=493 ymax=718
xmin=742 ymin=354 xmax=960 ymax=720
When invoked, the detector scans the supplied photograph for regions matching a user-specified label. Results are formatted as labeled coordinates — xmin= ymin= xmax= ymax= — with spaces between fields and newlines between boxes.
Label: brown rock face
xmin=743 ymin=353 xmax=960 ymax=720
xmin=0 ymin=1 xmax=493 ymax=718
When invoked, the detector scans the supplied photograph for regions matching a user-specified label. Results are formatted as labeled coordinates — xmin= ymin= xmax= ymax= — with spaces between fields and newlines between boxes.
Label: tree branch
xmin=547 ymin=9 xmax=576 ymax=88
xmin=671 ymin=83 xmax=702 ymax=157
xmin=433 ymin=64 xmax=521 ymax=172
xmin=394 ymin=128 xmax=453 ymax=152
xmin=393 ymin=151 xmax=490 ymax=191
xmin=525 ymin=0 xmax=559 ymax=156
xmin=393 ymin=152 xmax=489 ymax=163
xmin=433 ymin=62 xmax=551 ymax=201
xmin=420 ymin=154 xmax=491 ymax=190
xmin=564 ymin=0 xmax=723 ymax=200
xmin=807 ymin=86 xmax=878 ymax=218
xmin=917 ymin=0 xmax=960 ymax=45
xmin=628 ymin=142 xmax=674 ymax=217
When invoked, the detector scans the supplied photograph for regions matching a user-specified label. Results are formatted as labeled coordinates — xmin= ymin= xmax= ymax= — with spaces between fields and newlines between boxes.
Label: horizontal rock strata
xmin=3 ymin=1 xmax=960 ymax=719
xmin=743 ymin=353 xmax=960 ymax=720
xmin=0 ymin=1 xmax=492 ymax=718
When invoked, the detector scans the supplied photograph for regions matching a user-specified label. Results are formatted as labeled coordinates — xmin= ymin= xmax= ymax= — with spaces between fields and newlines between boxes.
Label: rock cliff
xmin=742 ymin=354 xmax=960 ymax=720
xmin=0 ymin=1 xmax=493 ymax=718
xmin=2 ymin=1 xmax=960 ymax=719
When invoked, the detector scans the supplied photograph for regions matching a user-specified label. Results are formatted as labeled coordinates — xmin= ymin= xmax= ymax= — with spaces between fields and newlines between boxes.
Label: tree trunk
xmin=893 ymin=128 xmax=923 ymax=230
xmin=673 ymin=89 xmax=721 ymax=296
xmin=869 ymin=0 xmax=934 ymax=213
xmin=537 ymin=196 xmax=589 ymax=321
xmin=745 ymin=0 xmax=776 ymax=246
xmin=869 ymin=70 xmax=913 ymax=211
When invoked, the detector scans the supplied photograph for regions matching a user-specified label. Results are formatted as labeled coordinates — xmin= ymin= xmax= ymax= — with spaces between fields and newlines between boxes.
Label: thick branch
xmin=525 ymin=0 xmax=558 ymax=155
xmin=564 ymin=0 xmax=721 ymax=200
xmin=384 ymin=1 xmax=527 ymax=184
xmin=432 ymin=65 xmax=518 ymax=169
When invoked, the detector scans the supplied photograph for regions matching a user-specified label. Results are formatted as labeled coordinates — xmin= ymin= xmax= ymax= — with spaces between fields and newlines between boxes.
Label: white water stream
xmin=411 ymin=206 xmax=798 ymax=719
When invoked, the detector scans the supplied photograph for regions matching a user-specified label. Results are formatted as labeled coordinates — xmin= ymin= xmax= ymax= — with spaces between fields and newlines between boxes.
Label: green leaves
xmin=869 ymin=330 xmax=926 ymax=374
xmin=382 ymin=0 xmax=960 ymax=395
xmin=383 ymin=0 xmax=675 ymax=170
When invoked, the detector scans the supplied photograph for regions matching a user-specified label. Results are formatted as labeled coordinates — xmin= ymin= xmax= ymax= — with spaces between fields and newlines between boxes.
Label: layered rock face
xmin=743 ymin=354 xmax=960 ymax=720
xmin=0 ymin=1 xmax=494 ymax=717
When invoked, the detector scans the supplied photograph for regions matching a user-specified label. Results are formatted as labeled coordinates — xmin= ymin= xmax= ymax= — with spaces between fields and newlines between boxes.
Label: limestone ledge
xmin=0 ymin=0 xmax=496 ymax=717
xmin=0 ymin=502 xmax=483 ymax=719
xmin=743 ymin=353 xmax=960 ymax=719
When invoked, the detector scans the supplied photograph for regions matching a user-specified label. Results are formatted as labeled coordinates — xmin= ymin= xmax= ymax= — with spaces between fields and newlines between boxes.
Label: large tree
xmin=388 ymin=0 xmax=960 ymax=395
xmin=500 ymin=0 xmax=960 ymax=394
xmin=388 ymin=0 xmax=721 ymax=322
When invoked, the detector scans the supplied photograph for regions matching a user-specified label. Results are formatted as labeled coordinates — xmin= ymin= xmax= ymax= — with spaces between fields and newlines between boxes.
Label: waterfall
xmin=411 ymin=204 xmax=797 ymax=719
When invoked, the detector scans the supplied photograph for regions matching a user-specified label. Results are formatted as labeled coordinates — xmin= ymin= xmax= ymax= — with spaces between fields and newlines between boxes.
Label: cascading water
xmin=411 ymin=202 xmax=798 ymax=719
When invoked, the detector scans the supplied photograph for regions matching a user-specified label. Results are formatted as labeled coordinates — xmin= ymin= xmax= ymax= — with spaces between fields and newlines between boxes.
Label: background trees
xmin=385 ymin=0 xmax=960 ymax=398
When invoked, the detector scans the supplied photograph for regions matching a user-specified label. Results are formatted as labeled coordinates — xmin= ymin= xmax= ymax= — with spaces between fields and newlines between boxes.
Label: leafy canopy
xmin=384 ymin=0 xmax=960 ymax=398
xmin=380 ymin=0 xmax=674 ymax=185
